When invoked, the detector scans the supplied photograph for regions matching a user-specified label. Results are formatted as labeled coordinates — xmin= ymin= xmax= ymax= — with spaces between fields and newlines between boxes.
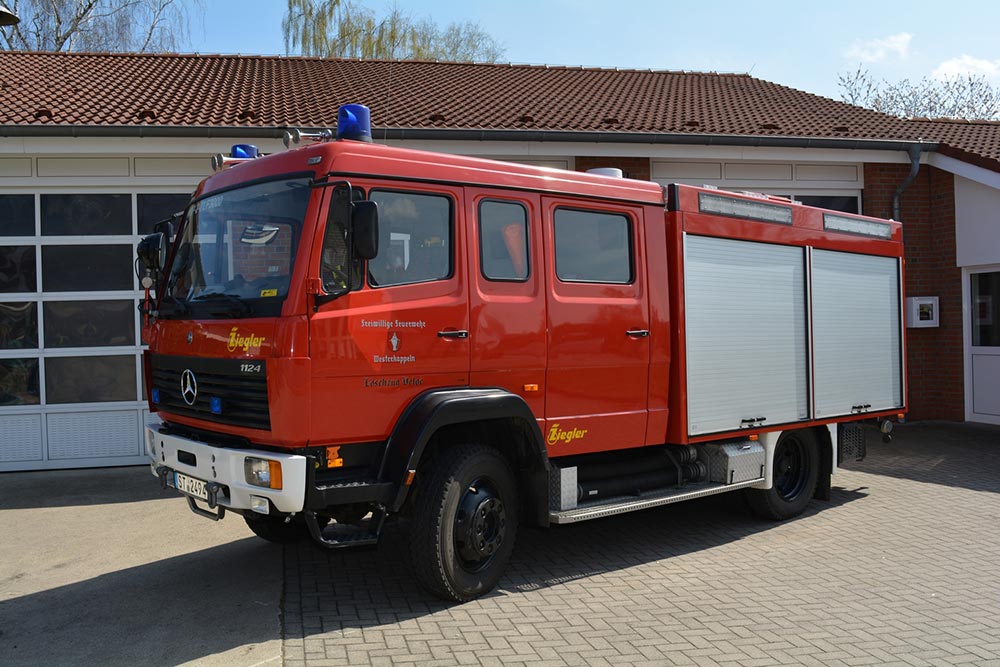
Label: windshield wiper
xmin=157 ymin=295 xmax=191 ymax=317
xmin=191 ymin=292 xmax=254 ymax=317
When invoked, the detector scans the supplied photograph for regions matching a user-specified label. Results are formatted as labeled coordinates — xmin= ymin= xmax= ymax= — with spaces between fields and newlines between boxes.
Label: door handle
xmin=437 ymin=329 xmax=469 ymax=339
xmin=626 ymin=329 xmax=650 ymax=338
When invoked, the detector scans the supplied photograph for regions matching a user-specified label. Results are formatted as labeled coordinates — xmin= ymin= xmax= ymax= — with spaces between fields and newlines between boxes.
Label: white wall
xmin=955 ymin=176 xmax=1000 ymax=267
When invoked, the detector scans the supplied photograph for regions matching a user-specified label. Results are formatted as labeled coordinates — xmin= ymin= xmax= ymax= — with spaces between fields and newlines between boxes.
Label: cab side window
xmin=319 ymin=193 xmax=362 ymax=292
xmin=369 ymin=191 xmax=452 ymax=288
xmin=553 ymin=208 xmax=633 ymax=284
xmin=479 ymin=200 xmax=529 ymax=282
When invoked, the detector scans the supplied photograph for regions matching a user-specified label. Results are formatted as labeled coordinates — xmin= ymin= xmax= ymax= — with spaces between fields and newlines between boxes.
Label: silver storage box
xmin=704 ymin=440 xmax=765 ymax=485
xmin=548 ymin=465 xmax=578 ymax=511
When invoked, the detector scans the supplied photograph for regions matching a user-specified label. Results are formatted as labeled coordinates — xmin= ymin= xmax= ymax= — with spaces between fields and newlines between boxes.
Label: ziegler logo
xmin=227 ymin=327 xmax=266 ymax=353
xmin=546 ymin=423 xmax=588 ymax=446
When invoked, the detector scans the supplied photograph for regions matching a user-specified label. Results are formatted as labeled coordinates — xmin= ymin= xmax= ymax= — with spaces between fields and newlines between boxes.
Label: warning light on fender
xmin=748 ymin=434 xmax=759 ymax=441
xmin=523 ymin=384 xmax=539 ymax=392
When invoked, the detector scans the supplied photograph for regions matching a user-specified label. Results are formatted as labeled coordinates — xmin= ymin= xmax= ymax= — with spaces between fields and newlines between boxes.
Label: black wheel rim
xmin=773 ymin=435 xmax=808 ymax=502
xmin=454 ymin=477 xmax=507 ymax=573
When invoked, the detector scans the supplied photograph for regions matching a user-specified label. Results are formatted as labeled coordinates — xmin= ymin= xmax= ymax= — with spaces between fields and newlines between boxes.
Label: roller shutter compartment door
xmin=812 ymin=249 xmax=902 ymax=418
xmin=684 ymin=236 xmax=809 ymax=436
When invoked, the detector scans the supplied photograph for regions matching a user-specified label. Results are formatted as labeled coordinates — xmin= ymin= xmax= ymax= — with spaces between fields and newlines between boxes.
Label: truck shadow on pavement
xmin=0 ymin=538 xmax=280 ymax=667
xmin=283 ymin=487 xmax=867 ymax=638
xmin=844 ymin=422 xmax=1000 ymax=494
xmin=0 ymin=466 xmax=165 ymax=510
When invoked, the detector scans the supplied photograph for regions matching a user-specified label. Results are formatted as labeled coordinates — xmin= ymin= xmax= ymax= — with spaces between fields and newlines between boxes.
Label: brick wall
xmin=575 ymin=156 xmax=651 ymax=181
xmin=864 ymin=163 xmax=964 ymax=421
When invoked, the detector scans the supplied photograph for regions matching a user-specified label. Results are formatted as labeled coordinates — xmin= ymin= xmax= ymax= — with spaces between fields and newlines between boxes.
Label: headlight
xmin=244 ymin=457 xmax=283 ymax=490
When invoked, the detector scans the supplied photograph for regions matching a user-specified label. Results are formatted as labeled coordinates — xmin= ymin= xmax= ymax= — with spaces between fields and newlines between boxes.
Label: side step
xmin=304 ymin=506 xmax=386 ymax=548
xmin=549 ymin=478 xmax=763 ymax=524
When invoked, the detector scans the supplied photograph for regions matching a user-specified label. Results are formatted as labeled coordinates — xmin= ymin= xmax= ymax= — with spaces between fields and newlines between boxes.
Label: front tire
xmin=746 ymin=429 xmax=819 ymax=520
xmin=243 ymin=512 xmax=312 ymax=543
xmin=410 ymin=445 xmax=519 ymax=602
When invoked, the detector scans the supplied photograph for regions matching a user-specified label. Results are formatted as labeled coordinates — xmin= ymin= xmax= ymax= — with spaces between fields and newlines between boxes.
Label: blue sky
xmin=192 ymin=0 xmax=1000 ymax=102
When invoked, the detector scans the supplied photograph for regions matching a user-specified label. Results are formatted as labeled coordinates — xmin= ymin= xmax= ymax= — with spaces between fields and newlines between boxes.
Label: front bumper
xmin=145 ymin=425 xmax=308 ymax=513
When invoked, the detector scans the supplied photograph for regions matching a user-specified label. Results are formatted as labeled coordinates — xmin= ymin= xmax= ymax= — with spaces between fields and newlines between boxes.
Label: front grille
xmin=151 ymin=354 xmax=271 ymax=431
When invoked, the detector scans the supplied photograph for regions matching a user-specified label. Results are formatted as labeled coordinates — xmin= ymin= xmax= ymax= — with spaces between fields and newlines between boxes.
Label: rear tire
xmin=746 ymin=429 xmax=819 ymax=520
xmin=410 ymin=445 xmax=519 ymax=602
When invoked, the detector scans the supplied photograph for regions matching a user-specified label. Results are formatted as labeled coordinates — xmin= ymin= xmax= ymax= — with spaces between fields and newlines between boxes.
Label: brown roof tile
xmin=0 ymin=51 xmax=919 ymax=140
xmin=907 ymin=118 xmax=1000 ymax=171
xmin=5 ymin=51 xmax=1000 ymax=172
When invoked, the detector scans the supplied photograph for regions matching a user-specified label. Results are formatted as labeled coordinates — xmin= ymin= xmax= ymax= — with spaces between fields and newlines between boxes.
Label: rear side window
xmin=369 ymin=191 xmax=452 ymax=288
xmin=479 ymin=200 xmax=529 ymax=282
xmin=553 ymin=208 xmax=633 ymax=283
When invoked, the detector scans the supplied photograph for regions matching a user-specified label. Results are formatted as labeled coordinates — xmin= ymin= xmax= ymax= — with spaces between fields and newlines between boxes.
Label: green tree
xmin=283 ymin=0 xmax=504 ymax=61
xmin=0 ymin=0 xmax=200 ymax=52
xmin=839 ymin=66 xmax=1000 ymax=120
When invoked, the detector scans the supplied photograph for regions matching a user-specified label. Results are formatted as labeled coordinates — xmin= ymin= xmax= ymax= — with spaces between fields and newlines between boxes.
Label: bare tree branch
xmin=839 ymin=65 xmax=1000 ymax=120
xmin=0 ymin=0 xmax=200 ymax=52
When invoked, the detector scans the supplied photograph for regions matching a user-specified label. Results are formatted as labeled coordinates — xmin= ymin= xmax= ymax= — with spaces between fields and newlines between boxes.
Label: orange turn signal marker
xmin=405 ymin=469 xmax=417 ymax=486
xmin=326 ymin=446 xmax=344 ymax=468
xmin=748 ymin=434 xmax=759 ymax=441
xmin=523 ymin=383 xmax=539 ymax=392
xmin=268 ymin=460 xmax=283 ymax=490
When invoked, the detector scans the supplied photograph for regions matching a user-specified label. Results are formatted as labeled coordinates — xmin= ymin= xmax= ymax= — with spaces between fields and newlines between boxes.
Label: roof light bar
xmin=698 ymin=192 xmax=793 ymax=225
xmin=823 ymin=213 xmax=892 ymax=239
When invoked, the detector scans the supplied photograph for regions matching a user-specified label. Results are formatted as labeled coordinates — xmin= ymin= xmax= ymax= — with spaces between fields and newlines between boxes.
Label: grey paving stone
xmin=282 ymin=422 xmax=1000 ymax=667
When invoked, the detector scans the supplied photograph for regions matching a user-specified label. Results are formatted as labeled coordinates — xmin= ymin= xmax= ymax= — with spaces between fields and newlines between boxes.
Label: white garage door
xmin=0 ymin=191 xmax=189 ymax=471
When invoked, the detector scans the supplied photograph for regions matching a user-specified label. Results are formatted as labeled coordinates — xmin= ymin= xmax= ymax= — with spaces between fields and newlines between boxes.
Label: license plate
xmin=174 ymin=472 xmax=208 ymax=500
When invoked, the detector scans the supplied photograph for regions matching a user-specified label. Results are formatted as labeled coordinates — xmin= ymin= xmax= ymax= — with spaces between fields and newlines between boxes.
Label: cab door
xmin=542 ymin=198 xmax=650 ymax=456
xmin=308 ymin=183 xmax=470 ymax=445
xmin=468 ymin=191 xmax=546 ymax=419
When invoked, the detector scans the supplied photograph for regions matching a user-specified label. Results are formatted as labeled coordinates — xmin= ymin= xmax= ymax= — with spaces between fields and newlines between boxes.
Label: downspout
xmin=892 ymin=145 xmax=924 ymax=221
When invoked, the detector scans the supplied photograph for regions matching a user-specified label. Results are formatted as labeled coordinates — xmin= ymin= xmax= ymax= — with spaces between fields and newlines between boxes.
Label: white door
xmin=967 ymin=266 xmax=1000 ymax=425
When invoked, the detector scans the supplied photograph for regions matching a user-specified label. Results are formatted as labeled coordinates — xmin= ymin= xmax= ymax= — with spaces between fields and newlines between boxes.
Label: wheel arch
xmin=755 ymin=425 xmax=829 ymax=491
xmin=380 ymin=388 xmax=550 ymax=525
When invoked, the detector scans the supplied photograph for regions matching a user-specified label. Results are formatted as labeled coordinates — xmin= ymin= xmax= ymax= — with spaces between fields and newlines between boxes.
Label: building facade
xmin=1 ymin=53 xmax=997 ymax=471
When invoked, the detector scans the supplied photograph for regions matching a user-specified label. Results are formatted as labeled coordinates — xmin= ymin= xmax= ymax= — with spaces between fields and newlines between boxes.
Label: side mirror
xmin=352 ymin=201 xmax=379 ymax=260
xmin=153 ymin=212 xmax=180 ymax=239
xmin=137 ymin=232 xmax=167 ymax=273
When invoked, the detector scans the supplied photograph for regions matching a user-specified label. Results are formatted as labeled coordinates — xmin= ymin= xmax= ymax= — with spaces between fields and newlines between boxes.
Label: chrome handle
xmin=626 ymin=329 xmax=650 ymax=338
xmin=437 ymin=330 xmax=469 ymax=339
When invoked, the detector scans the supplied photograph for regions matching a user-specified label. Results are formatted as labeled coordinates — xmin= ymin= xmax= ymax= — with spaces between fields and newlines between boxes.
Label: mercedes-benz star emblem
xmin=186 ymin=331 xmax=193 ymax=344
xmin=180 ymin=369 xmax=198 ymax=406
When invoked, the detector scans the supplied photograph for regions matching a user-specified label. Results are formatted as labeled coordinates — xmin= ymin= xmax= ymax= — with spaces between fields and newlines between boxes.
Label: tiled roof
xmin=0 ymin=51 xmax=919 ymax=140
xmin=907 ymin=118 xmax=1000 ymax=172
xmin=3 ymin=51 xmax=1000 ymax=171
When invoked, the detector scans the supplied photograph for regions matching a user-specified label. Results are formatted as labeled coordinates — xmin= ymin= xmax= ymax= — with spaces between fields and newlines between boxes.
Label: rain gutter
xmin=0 ymin=124 xmax=939 ymax=154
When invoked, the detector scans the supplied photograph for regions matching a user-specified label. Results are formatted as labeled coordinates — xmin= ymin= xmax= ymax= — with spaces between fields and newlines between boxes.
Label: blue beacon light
xmin=210 ymin=397 xmax=223 ymax=414
xmin=337 ymin=104 xmax=373 ymax=143
xmin=231 ymin=144 xmax=259 ymax=158
xmin=151 ymin=388 xmax=161 ymax=404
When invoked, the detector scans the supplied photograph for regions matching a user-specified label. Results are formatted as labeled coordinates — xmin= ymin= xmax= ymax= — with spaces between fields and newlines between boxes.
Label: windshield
xmin=162 ymin=176 xmax=312 ymax=318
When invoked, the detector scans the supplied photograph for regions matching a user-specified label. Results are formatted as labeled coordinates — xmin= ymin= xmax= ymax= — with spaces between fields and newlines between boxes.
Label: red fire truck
xmin=138 ymin=104 xmax=904 ymax=602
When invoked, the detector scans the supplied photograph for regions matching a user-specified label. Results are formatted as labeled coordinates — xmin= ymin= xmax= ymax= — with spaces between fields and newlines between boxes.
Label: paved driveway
xmin=2 ymin=422 xmax=999 ymax=666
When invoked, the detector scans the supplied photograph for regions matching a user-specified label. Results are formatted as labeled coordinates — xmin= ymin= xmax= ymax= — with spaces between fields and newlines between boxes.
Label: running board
xmin=549 ymin=478 xmax=764 ymax=524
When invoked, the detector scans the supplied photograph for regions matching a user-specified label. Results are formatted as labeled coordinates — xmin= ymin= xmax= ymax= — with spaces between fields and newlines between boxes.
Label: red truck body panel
xmin=145 ymin=139 xmax=905 ymax=457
